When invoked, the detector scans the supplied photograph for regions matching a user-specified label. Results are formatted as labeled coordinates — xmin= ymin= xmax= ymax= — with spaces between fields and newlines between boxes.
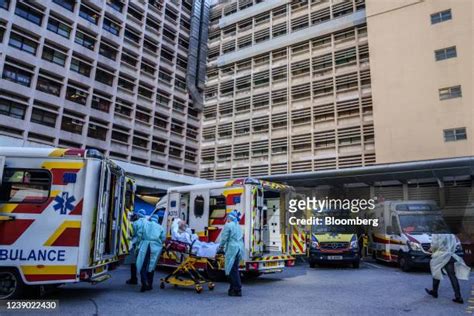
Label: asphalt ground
xmin=3 ymin=259 xmax=473 ymax=316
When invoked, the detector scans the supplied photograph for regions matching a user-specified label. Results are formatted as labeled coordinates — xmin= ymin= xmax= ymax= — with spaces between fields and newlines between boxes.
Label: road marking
xmin=364 ymin=262 xmax=383 ymax=269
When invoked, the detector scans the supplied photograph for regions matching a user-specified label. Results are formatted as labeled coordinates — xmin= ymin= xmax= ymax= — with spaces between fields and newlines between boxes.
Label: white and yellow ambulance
xmin=366 ymin=200 xmax=463 ymax=271
xmin=156 ymin=178 xmax=297 ymax=276
xmin=0 ymin=147 xmax=135 ymax=299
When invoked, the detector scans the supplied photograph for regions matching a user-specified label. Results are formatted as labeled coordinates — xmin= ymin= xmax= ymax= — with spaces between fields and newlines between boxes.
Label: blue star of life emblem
xmin=53 ymin=192 xmax=76 ymax=215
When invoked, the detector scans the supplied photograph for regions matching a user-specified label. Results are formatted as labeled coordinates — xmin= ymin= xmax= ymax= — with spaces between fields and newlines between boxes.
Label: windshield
xmin=398 ymin=214 xmax=450 ymax=234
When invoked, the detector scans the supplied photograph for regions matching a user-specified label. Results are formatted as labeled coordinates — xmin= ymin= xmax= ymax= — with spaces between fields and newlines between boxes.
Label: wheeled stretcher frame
xmin=159 ymin=240 xmax=216 ymax=293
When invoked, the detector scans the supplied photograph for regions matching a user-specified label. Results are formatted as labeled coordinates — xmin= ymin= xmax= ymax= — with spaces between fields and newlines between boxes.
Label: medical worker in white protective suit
xmin=425 ymin=234 xmax=470 ymax=304
xmin=136 ymin=215 xmax=165 ymax=292
xmin=126 ymin=209 xmax=147 ymax=285
xmin=218 ymin=210 xmax=244 ymax=297
xmin=170 ymin=218 xmax=219 ymax=257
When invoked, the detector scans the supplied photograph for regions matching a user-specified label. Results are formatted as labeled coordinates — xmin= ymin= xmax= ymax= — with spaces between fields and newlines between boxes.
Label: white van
xmin=156 ymin=178 xmax=298 ymax=276
xmin=366 ymin=200 xmax=463 ymax=271
xmin=0 ymin=147 xmax=135 ymax=298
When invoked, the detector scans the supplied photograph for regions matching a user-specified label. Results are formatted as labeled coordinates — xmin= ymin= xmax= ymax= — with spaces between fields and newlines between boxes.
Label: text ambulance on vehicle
xmin=156 ymin=178 xmax=299 ymax=276
xmin=366 ymin=200 xmax=463 ymax=271
xmin=0 ymin=147 xmax=135 ymax=299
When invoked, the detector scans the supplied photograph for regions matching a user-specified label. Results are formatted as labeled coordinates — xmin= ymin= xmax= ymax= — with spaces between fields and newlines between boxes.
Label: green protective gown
xmin=131 ymin=218 xmax=147 ymax=251
xmin=136 ymin=221 xmax=166 ymax=273
xmin=219 ymin=221 xmax=245 ymax=275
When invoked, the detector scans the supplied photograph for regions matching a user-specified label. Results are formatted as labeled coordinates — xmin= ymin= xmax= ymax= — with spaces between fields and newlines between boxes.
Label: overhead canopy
xmin=263 ymin=157 xmax=474 ymax=187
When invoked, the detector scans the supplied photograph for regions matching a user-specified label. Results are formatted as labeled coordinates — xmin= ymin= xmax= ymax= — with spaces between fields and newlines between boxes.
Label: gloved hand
xmin=216 ymin=247 xmax=225 ymax=255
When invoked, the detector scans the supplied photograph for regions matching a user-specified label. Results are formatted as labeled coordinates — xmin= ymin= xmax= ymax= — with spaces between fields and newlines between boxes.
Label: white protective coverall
xmin=430 ymin=234 xmax=470 ymax=280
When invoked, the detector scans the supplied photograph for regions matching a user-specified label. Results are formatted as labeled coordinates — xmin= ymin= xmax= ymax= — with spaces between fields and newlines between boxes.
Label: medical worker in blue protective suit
xmin=219 ymin=210 xmax=245 ymax=297
xmin=126 ymin=209 xmax=147 ymax=285
xmin=136 ymin=215 xmax=165 ymax=292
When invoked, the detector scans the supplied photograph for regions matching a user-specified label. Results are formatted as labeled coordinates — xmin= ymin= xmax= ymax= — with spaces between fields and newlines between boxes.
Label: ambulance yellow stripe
xmin=21 ymin=265 xmax=77 ymax=275
xmin=222 ymin=188 xmax=244 ymax=196
xmin=48 ymin=149 xmax=68 ymax=157
xmin=44 ymin=221 xmax=81 ymax=246
xmin=42 ymin=161 xmax=85 ymax=170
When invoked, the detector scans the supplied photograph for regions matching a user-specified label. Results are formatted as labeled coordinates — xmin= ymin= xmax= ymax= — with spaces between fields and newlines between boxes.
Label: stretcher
xmin=159 ymin=240 xmax=218 ymax=293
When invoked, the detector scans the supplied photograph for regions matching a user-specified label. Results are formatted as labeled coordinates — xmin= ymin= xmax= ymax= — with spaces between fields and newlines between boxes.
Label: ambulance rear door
xmin=93 ymin=161 xmax=125 ymax=263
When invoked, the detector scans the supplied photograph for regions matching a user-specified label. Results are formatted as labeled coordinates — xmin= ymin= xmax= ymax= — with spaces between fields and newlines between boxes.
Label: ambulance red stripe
xmin=12 ymin=197 xmax=54 ymax=214
xmin=0 ymin=219 xmax=34 ymax=245
xmin=24 ymin=274 xmax=76 ymax=282
xmin=69 ymin=199 xmax=83 ymax=215
xmin=51 ymin=227 xmax=81 ymax=247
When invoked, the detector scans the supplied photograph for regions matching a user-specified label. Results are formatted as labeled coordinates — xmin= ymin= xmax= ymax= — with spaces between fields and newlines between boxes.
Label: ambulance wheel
xmin=0 ymin=269 xmax=25 ymax=300
xmin=208 ymin=282 xmax=215 ymax=291
xmin=160 ymin=282 xmax=165 ymax=289
xmin=352 ymin=261 xmax=360 ymax=269
xmin=195 ymin=285 xmax=203 ymax=293
xmin=398 ymin=255 xmax=411 ymax=272
xmin=309 ymin=261 xmax=316 ymax=268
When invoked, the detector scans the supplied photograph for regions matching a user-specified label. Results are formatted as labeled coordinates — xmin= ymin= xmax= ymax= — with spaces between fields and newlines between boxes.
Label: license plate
xmin=264 ymin=261 xmax=278 ymax=267
xmin=327 ymin=256 xmax=343 ymax=260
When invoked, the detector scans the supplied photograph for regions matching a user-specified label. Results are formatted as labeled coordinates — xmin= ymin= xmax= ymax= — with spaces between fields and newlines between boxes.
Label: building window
xmin=70 ymin=58 xmax=91 ymax=77
xmin=0 ymin=98 xmax=27 ymax=119
xmin=88 ymin=123 xmax=107 ymax=141
xmin=103 ymin=18 xmax=120 ymax=35
xmin=66 ymin=86 xmax=88 ymax=105
xmin=0 ymin=169 xmax=51 ymax=204
xmin=42 ymin=46 xmax=67 ymax=66
xmin=431 ymin=9 xmax=452 ymax=24
xmin=0 ymin=0 xmax=9 ymax=10
xmin=444 ymin=128 xmax=467 ymax=142
xmin=47 ymin=18 xmax=71 ymax=38
xmin=15 ymin=3 xmax=42 ymax=26
xmin=61 ymin=116 xmax=83 ymax=134
xmin=79 ymin=4 xmax=99 ymax=24
xmin=95 ymin=68 xmax=114 ymax=86
xmin=9 ymin=33 xmax=37 ymax=55
xmin=36 ymin=76 xmax=62 ymax=96
xmin=435 ymin=46 xmax=457 ymax=61
xmin=99 ymin=42 xmax=117 ymax=60
xmin=75 ymin=31 xmax=95 ymax=50
xmin=2 ymin=65 xmax=32 ymax=86
xmin=31 ymin=108 xmax=56 ymax=127
xmin=52 ymin=0 xmax=74 ymax=12
xmin=439 ymin=85 xmax=462 ymax=100
xmin=107 ymin=0 xmax=123 ymax=13
xmin=91 ymin=94 xmax=111 ymax=113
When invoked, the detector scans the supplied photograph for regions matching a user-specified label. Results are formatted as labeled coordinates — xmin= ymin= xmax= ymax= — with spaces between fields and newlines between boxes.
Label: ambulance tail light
xmin=286 ymin=259 xmax=295 ymax=267
xmin=246 ymin=262 xmax=259 ymax=271
xmin=80 ymin=269 xmax=92 ymax=281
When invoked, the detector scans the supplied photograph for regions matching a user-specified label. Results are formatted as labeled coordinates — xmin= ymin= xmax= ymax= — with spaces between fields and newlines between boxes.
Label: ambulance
xmin=0 ymin=147 xmax=135 ymax=299
xmin=156 ymin=178 xmax=298 ymax=276
xmin=309 ymin=209 xmax=361 ymax=268
xmin=366 ymin=200 xmax=463 ymax=271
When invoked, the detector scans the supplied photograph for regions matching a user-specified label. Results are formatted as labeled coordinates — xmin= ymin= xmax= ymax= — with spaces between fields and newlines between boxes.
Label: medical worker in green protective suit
xmin=219 ymin=210 xmax=245 ymax=297
xmin=136 ymin=215 xmax=165 ymax=292
xmin=126 ymin=209 xmax=147 ymax=285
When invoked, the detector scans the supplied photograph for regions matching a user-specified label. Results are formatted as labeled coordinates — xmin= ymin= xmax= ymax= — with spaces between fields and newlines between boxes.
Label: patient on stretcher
xmin=171 ymin=218 xmax=220 ymax=258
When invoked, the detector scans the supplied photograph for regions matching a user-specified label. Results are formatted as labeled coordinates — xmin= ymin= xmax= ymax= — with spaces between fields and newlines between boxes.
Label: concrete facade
xmin=366 ymin=0 xmax=473 ymax=163
xmin=0 ymin=0 xmax=202 ymax=176
xmin=200 ymin=0 xmax=473 ymax=180
xmin=201 ymin=0 xmax=373 ymax=180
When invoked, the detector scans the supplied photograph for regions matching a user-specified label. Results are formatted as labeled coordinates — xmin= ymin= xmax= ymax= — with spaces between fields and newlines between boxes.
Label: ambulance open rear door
xmin=93 ymin=160 xmax=125 ymax=263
